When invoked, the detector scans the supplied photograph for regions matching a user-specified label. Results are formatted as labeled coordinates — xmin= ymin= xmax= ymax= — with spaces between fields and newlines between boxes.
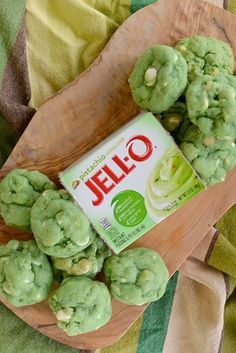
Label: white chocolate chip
xmin=162 ymin=115 xmax=183 ymax=132
xmin=142 ymin=270 xmax=152 ymax=280
xmin=56 ymin=309 xmax=72 ymax=321
xmin=55 ymin=213 xmax=63 ymax=226
xmin=228 ymin=90 xmax=236 ymax=101
xmin=203 ymin=136 xmax=215 ymax=146
xmin=120 ymin=278 xmax=127 ymax=283
xmin=178 ymin=45 xmax=187 ymax=52
xmin=173 ymin=53 xmax=178 ymax=63
xmin=144 ymin=67 xmax=157 ymax=87
xmin=3 ymin=282 xmax=13 ymax=295
xmin=77 ymin=259 xmax=91 ymax=274
xmin=36 ymin=292 xmax=43 ymax=300
xmin=75 ymin=237 xmax=90 ymax=247
xmin=169 ymin=116 xmax=182 ymax=124
xmin=202 ymin=97 xmax=209 ymax=110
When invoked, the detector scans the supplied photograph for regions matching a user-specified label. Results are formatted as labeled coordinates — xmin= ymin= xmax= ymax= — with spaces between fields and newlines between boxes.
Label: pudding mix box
xmin=60 ymin=113 xmax=205 ymax=253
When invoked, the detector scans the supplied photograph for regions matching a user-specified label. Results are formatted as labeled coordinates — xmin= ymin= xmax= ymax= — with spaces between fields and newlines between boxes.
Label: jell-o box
xmin=60 ymin=112 xmax=205 ymax=253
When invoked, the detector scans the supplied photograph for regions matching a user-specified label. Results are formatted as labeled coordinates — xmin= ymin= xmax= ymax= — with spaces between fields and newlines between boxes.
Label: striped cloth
xmin=0 ymin=1 xmax=236 ymax=353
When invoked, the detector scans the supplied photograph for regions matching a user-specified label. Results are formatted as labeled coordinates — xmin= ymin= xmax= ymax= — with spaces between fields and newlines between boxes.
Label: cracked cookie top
xmin=176 ymin=35 xmax=234 ymax=82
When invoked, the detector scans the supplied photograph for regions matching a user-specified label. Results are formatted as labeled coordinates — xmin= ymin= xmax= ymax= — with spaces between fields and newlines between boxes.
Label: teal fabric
xmin=137 ymin=272 xmax=179 ymax=353
xmin=130 ymin=0 xmax=157 ymax=14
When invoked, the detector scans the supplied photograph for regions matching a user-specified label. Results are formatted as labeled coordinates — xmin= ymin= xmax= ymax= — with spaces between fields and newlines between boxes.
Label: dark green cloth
xmin=130 ymin=0 xmax=157 ymax=13
xmin=137 ymin=272 xmax=179 ymax=353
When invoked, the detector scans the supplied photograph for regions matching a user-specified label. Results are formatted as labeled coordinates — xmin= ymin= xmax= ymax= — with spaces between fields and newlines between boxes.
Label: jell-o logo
xmin=85 ymin=135 xmax=153 ymax=206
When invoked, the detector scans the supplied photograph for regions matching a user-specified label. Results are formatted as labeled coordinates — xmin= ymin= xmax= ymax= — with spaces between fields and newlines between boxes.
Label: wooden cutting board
xmin=1 ymin=0 xmax=236 ymax=349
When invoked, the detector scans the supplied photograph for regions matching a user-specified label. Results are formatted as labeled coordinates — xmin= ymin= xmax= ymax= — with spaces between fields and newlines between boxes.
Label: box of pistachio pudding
xmin=60 ymin=113 xmax=205 ymax=253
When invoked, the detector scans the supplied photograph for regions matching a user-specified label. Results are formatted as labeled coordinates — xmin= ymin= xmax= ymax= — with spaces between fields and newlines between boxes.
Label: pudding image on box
xmin=60 ymin=113 xmax=205 ymax=253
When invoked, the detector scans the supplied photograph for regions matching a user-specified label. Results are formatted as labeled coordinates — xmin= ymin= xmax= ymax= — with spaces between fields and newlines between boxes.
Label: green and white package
xmin=60 ymin=113 xmax=205 ymax=253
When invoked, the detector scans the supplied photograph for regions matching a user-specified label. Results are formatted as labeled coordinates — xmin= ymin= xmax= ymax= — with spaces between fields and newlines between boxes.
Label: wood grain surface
xmin=1 ymin=0 xmax=236 ymax=349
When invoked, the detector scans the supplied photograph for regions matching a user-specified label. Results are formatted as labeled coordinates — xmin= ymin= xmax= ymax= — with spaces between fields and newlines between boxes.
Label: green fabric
xmin=26 ymin=0 xmax=130 ymax=108
xmin=208 ymin=232 xmax=236 ymax=278
xmin=0 ymin=303 xmax=80 ymax=353
xmin=210 ymin=206 xmax=236 ymax=353
xmin=223 ymin=295 xmax=236 ymax=353
xmin=228 ymin=0 xmax=236 ymax=14
xmin=0 ymin=0 xmax=26 ymax=82
xmin=216 ymin=205 xmax=236 ymax=247
xmin=130 ymin=0 xmax=157 ymax=13
xmin=137 ymin=272 xmax=179 ymax=353
xmin=0 ymin=0 xmax=23 ymax=167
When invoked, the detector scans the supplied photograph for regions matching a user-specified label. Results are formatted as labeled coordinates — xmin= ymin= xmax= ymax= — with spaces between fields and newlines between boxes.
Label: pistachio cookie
xmin=52 ymin=236 xmax=111 ymax=278
xmin=161 ymin=101 xmax=187 ymax=132
xmin=129 ymin=45 xmax=188 ymax=113
xmin=31 ymin=189 xmax=95 ymax=257
xmin=49 ymin=276 xmax=112 ymax=335
xmin=186 ymin=75 xmax=236 ymax=139
xmin=176 ymin=35 xmax=234 ymax=82
xmin=0 ymin=169 xmax=56 ymax=231
xmin=0 ymin=240 xmax=53 ymax=307
xmin=180 ymin=125 xmax=236 ymax=185
xmin=104 ymin=247 xmax=169 ymax=305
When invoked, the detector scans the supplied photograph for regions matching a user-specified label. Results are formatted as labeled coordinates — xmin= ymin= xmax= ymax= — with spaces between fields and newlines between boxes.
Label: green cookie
xmin=0 ymin=169 xmax=56 ymax=232
xmin=160 ymin=101 xmax=193 ymax=144
xmin=52 ymin=236 xmax=111 ymax=278
xmin=186 ymin=75 xmax=236 ymax=139
xmin=104 ymin=247 xmax=169 ymax=305
xmin=176 ymin=35 xmax=234 ymax=82
xmin=179 ymin=125 xmax=236 ymax=185
xmin=49 ymin=276 xmax=112 ymax=335
xmin=145 ymin=146 xmax=201 ymax=219
xmin=31 ymin=189 xmax=95 ymax=257
xmin=161 ymin=101 xmax=186 ymax=132
xmin=129 ymin=45 xmax=188 ymax=113
xmin=0 ymin=240 xmax=53 ymax=307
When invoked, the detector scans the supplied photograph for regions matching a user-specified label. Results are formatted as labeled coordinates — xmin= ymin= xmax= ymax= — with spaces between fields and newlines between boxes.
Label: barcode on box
xmin=99 ymin=217 xmax=112 ymax=230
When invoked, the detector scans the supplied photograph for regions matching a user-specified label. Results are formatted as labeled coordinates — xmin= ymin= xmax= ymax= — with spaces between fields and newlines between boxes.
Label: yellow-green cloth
xmin=26 ymin=0 xmax=130 ymax=108
xmin=0 ymin=1 xmax=236 ymax=353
